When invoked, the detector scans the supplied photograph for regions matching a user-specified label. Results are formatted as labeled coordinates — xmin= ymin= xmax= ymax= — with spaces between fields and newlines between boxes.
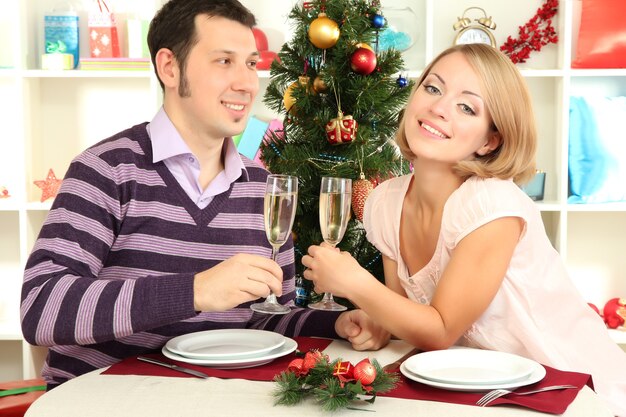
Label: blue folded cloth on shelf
xmin=568 ymin=96 xmax=626 ymax=203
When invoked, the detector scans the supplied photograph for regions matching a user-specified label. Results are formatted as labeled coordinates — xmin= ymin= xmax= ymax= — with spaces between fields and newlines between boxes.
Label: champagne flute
xmin=250 ymin=174 xmax=298 ymax=314
xmin=308 ymin=177 xmax=351 ymax=311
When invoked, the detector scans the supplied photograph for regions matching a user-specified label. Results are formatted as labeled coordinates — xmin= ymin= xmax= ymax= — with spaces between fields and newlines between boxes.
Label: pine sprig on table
xmin=273 ymin=351 xmax=399 ymax=412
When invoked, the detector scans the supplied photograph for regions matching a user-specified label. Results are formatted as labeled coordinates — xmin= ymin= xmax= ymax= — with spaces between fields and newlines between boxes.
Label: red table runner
xmin=103 ymin=337 xmax=593 ymax=414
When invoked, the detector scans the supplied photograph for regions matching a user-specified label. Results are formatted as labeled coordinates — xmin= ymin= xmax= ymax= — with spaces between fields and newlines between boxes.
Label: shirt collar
xmin=147 ymin=107 xmax=248 ymax=182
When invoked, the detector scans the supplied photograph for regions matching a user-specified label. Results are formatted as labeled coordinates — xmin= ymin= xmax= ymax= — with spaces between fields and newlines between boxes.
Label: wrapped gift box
xmin=0 ymin=378 xmax=46 ymax=417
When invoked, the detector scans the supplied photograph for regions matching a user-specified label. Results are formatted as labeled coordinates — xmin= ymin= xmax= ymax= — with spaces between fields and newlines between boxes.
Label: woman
xmin=303 ymin=44 xmax=626 ymax=415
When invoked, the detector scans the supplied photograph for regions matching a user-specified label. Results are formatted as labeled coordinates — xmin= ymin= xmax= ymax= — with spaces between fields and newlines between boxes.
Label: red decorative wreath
xmin=500 ymin=0 xmax=559 ymax=64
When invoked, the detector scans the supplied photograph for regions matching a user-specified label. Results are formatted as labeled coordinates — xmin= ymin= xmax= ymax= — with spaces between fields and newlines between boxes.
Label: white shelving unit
xmin=1 ymin=0 xmax=624 ymax=381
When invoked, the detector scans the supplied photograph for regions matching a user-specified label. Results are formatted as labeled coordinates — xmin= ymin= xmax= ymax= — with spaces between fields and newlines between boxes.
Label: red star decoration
xmin=34 ymin=169 xmax=63 ymax=202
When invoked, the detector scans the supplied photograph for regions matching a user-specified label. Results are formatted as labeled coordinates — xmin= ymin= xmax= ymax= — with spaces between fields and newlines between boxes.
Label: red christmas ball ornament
xmin=350 ymin=47 xmax=377 ymax=75
xmin=352 ymin=173 xmax=374 ymax=222
xmin=353 ymin=358 xmax=376 ymax=385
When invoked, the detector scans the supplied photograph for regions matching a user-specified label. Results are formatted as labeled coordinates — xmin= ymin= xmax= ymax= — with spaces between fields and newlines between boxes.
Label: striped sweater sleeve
xmin=21 ymin=137 xmax=198 ymax=347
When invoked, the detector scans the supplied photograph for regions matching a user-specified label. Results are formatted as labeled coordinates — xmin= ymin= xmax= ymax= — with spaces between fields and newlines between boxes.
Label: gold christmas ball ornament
xmin=354 ymin=42 xmax=374 ymax=51
xmin=283 ymin=81 xmax=298 ymax=113
xmin=313 ymin=75 xmax=327 ymax=93
xmin=282 ymin=76 xmax=310 ymax=114
xmin=308 ymin=13 xmax=340 ymax=49
xmin=298 ymin=75 xmax=311 ymax=89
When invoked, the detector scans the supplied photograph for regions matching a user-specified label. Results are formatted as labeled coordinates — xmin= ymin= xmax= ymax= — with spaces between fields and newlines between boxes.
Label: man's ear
xmin=155 ymin=48 xmax=179 ymax=90
xmin=476 ymin=130 xmax=502 ymax=156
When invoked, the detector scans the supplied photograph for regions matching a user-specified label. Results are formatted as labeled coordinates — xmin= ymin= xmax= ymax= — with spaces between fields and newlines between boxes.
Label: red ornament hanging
xmin=350 ymin=47 xmax=377 ymax=75
xmin=325 ymin=111 xmax=358 ymax=145
xmin=352 ymin=172 xmax=374 ymax=222
xmin=353 ymin=358 xmax=377 ymax=386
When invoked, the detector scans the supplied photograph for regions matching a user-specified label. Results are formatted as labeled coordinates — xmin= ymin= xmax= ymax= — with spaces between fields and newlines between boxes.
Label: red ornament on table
xmin=326 ymin=112 xmax=358 ymax=145
xmin=352 ymin=173 xmax=374 ymax=221
xmin=333 ymin=360 xmax=354 ymax=387
xmin=350 ymin=47 xmax=377 ymax=75
xmin=302 ymin=350 xmax=328 ymax=372
xmin=287 ymin=358 xmax=307 ymax=377
xmin=353 ymin=358 xmax=376 ymax=386
xmin=0 ymin=186 xmax=9 ymax=198
xmin=33 ymin=169 xmax=63 ymax=202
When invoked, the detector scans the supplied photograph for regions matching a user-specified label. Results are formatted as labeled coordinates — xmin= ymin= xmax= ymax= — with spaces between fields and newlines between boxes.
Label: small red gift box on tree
xmin=88 ymin=0 xmax=121 ymax=58
xmin=325 ymin=111 xmax=358 ymax=145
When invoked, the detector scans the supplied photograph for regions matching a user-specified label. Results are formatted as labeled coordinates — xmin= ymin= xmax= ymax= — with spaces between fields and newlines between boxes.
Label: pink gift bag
xmin=88 ymin=0 xmax=120 ymax=57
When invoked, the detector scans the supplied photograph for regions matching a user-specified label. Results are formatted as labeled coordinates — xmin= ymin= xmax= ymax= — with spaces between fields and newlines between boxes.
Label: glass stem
xmin=321 ymin=292 xmax=334 ymax=302
xmin=265 ymin=245 xmax=280 ymax=304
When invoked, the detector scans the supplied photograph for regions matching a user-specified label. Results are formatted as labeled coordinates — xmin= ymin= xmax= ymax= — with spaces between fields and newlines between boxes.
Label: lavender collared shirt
xmin=147 ymin=107 xmax=245 ymax=209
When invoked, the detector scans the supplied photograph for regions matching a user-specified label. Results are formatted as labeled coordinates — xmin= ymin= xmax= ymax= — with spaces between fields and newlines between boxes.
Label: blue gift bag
xmin=44 ymin=10 xmax=79 ymax=69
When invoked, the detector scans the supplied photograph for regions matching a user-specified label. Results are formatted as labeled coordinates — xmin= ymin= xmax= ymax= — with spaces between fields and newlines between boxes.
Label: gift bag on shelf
xmin=88 ymin=0 xmax=121 ymax=58
xmin=44 ymin=2 xmax=79 ymax=68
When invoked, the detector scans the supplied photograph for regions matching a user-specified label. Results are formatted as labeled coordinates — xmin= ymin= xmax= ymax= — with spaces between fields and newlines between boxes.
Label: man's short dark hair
xmin=147 ymin=0 xmax=256 ymax=90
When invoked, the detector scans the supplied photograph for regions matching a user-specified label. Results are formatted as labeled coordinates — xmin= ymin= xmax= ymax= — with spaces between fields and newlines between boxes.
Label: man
xmin=21 ymin=0 xmax=386 ymax=389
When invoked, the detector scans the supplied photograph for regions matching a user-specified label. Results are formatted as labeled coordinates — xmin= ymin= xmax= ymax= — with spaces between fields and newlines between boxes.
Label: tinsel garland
xmin=500 ymin=0 xmax=559 ymax=64
xmin=273 ymin=350 xmax=399 ymax=412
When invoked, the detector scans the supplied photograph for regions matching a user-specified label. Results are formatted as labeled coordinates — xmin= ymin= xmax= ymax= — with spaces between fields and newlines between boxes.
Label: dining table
xmin=25 ymin=337 xmax=614 ymax=417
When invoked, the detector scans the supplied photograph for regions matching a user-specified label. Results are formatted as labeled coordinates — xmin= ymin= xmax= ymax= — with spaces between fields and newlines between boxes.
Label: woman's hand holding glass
xmin=307 ymin=177 xmax=351 ymax=311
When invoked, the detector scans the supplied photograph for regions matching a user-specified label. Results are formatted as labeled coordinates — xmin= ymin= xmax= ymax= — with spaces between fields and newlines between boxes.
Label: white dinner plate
xmin=404 ymin=348 xmax=537 ymax=385
xmin=165 ymin=329 xmax=286 ymax=360
xmin=162 ymin=337 xmax=297 ymax=369
xmin=400 ymin=359 xmax=546 ymax=392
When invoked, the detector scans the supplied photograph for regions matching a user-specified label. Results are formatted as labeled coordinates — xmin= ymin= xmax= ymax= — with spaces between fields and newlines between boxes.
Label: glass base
xmin=250 ymin=300 xmax=291 ymax=315
xmin=308 ymin=300 xmax=347 ymax=311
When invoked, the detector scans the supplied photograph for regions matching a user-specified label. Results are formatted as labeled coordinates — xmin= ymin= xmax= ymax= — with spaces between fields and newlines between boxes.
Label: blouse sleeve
xmin=441 ymin=177 xmax=530 ymax=249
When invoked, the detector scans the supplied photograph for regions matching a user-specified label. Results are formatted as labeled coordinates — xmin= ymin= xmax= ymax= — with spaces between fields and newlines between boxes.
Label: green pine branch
xmin=273 ymin=358 xmax=400 ymax=412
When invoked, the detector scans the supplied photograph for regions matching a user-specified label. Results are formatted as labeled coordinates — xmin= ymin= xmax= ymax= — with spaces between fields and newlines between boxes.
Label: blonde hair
xmin=395 ymin=44 xmax=537 ymax=184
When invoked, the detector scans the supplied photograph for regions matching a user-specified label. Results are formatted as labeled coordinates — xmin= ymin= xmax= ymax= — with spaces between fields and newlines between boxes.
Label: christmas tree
xmin=261 ymin=0 xmax=412 ymax=307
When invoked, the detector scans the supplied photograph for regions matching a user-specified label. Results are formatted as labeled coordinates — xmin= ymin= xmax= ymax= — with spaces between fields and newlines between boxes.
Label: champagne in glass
xmin=250 ymin=175 xmax=298 ymax=314
xmin=308 ymin=177 xmax=351 ymax=311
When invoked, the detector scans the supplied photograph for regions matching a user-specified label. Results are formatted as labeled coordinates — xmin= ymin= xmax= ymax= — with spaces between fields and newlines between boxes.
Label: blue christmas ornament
xmin=396 ymin=75 xmax=408 ymax=88
xmin=371 ymin=13 xmax=385 ymax=29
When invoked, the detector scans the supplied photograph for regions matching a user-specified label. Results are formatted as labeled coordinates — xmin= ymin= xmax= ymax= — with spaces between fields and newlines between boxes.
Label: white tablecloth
xmin=26 ymin=340 xmax=614 ymax=417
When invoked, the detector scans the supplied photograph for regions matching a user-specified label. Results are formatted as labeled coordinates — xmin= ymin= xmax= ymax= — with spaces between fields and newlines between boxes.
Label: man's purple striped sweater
xmin=21 ymin=123 xmax=339 ymax=388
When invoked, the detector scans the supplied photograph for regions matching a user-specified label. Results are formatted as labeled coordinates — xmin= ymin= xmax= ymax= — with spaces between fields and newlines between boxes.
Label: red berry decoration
xmin=353 ymin=358 xmax=376 ymax=385
xmin=350 ymin=47 xmax=377 ymax=75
